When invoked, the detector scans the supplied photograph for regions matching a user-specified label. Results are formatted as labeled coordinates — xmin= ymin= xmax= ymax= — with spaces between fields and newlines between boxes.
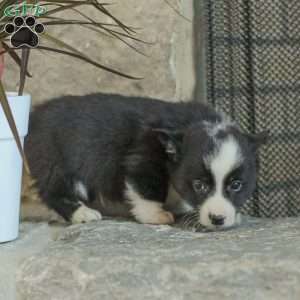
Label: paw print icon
xmin=5 ymin=16 xmax=45 ymax=48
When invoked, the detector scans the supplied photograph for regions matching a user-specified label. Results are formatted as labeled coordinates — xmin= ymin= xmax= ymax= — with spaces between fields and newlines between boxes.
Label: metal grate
xmin=203 ymin=0 xmax=300 ymax=217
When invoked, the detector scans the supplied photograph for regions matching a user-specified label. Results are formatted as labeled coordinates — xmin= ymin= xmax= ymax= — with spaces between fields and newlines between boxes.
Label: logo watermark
xmin=4 ymin=2 xmax=46 ymax=18
xmin=3 ymin=2 xmax=46 ymax=48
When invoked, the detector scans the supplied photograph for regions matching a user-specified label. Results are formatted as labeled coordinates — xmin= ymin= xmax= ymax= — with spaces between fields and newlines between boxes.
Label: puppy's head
xmin=155 ymin=120 xmax=267 ymax=230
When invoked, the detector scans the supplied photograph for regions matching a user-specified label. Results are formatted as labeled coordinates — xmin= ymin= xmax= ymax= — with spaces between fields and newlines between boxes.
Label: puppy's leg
xmin=39 ymin=178 xmax=102 ymax=224
xmin=44 ymin=195 xmax=102 ymax=224
xmin=71 ymin=201 xmax=102 ymax=224
xmin=125 ymin=182 xmax=174 ymax=225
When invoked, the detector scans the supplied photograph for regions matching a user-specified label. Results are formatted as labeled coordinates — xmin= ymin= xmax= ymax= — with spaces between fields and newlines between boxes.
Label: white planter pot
xmin=0 ymin=92 xmax=31 ymax=243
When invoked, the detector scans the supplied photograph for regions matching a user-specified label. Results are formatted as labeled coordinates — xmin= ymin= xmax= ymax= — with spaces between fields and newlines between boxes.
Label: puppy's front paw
xmin=134 ymin=208 xmax=175 ymax=225
xmin=126 ymin=182 xmax=175 ymax=225
xmin=71 ymin=205 xmax=102 ymax=224
xmin=152 ymin=210 xmax=175 ymax=225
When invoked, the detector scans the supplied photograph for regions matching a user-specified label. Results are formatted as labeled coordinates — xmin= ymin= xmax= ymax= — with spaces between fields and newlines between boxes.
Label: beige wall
xmin=3 ymin=0 xmax=195 ymax=105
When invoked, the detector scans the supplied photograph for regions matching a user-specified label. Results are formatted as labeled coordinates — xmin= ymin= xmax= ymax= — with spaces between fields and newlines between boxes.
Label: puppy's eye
xmin=228 ymin=180 xmax=243 ymax=193
xmin=193 ymin=180 xmax=210 ymax=194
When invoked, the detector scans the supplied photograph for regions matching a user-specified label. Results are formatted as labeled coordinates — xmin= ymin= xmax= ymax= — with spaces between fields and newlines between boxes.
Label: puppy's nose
xmin=209 ymin=214 xmax=225 ymax=226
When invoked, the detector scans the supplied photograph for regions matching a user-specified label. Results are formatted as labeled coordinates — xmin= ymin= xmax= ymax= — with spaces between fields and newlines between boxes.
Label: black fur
xmin=25 ymin=93 xmax=262 ymax=224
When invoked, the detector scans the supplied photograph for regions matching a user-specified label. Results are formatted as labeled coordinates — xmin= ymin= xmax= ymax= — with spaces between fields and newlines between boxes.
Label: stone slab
xmin=16 ymin=217 xmax=300 ymax=300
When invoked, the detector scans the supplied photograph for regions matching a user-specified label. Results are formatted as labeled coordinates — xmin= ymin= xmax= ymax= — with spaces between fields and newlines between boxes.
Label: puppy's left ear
xmin=246 ymin=131 xmax=269 ymax=151
xmin=152 ymin=128 xmax=184 ymax=162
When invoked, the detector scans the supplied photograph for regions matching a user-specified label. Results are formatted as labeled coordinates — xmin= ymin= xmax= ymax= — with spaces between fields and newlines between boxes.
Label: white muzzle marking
xmin=200 ymin=136 xmax=242 ymax=229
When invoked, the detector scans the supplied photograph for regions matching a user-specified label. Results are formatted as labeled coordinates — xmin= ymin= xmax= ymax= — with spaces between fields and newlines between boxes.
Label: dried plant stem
xmin=18 ymin=48 xmax=30 ymax=96
xmin=0 ymin=51 xmax=4 ymax=80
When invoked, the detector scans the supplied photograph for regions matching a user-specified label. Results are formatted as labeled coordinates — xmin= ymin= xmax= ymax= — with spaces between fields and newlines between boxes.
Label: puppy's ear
xmin=246 ymin=131 xmax=269 ymax=151
xmin=152 ymin=128 xmax=184 ymax=161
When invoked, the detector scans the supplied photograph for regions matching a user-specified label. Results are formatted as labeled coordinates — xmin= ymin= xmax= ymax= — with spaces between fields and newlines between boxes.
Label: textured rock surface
xmin=3 ymin=0 xmax=195 ymax=105
xmin=0 ymin=223 xmax=62 ymax=300
xmin=16 ymin=218 xmax=300 ymax=300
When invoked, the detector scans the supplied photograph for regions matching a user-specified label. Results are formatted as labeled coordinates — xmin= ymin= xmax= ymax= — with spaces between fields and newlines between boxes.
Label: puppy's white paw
xmin=71 ymin=205 xmax=102 ymax=224
xmin=126 ymin=182 xmax=175 ymax=225
xmin=148 ymin=210 xmax=175 ymax=225
xmin=134 ymin=208 xmax=175 ymax=225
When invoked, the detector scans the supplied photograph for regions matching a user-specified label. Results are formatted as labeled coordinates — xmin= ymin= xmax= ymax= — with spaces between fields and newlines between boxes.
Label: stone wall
xmin=3 ymin=0 xmax=195 ymax=105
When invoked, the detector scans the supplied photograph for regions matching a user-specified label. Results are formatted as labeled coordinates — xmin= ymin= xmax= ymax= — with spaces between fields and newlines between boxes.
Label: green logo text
xmin=4 ymin=2 xmax=46 ymax=17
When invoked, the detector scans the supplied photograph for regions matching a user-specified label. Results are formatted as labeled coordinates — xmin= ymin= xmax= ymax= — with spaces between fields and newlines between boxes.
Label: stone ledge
xmin=0 ymin=223 xmax=60 ymax=300
xmin=16 ymin=217 xmax=300 ymax=300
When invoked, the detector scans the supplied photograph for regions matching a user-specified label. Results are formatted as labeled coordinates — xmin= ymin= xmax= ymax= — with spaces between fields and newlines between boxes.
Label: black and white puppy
xmin=24 ymin=93 xmax=266 ymax=230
